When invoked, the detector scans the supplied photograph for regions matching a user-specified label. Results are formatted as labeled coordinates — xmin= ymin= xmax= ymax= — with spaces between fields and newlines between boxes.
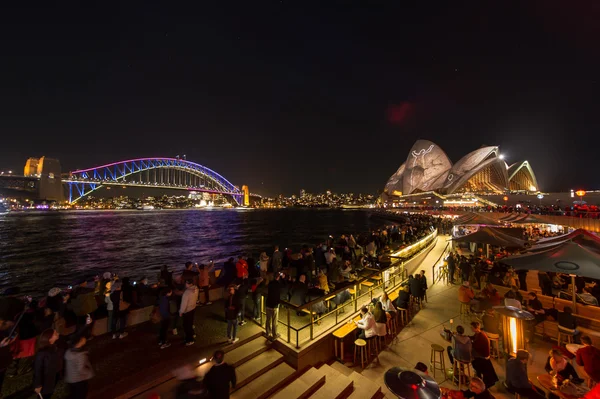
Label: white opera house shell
xmin=384 ymin=140 xmax=538 ymax=197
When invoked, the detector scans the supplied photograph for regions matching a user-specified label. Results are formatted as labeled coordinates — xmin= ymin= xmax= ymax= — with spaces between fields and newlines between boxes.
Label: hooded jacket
xmin=180 ymin=285 xmax=198 ymax=314
xmin=452 ymin=333 xmax=473 ymax=362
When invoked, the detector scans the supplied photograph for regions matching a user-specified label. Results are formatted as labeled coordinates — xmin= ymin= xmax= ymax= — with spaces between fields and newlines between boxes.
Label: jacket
xmin=180 ymin=286 xmax=198 ymax=314
xmin=159 ymin=294 xmax=172 ymax=319
xmin=452 ymin=334 xmax=473 ymax=362
xmin=205 ymin=362 xmax=236 ymax=399
xmin=272 ymin=251 xmax=283 ymax=271
xmin=266 ymin=280 xmax=282 ymax=308
xmin=356 ymin=312 xmax=377 ymax=338
xmin=506 ymin=358 xmax=530 ymax=390
xmin=199 ymin=265 xmax=212 ymax=287
xmin=236 ymin=259 xmax=248 ymax=278
xmin=225 ymin=294 xmax=240 ymax=320
xmin=380 ymin=298 xmax=396 ymax=312
xmin=458 ymin=286 xmax=475 ymax=303
xmin=34 ymin=346 xmax=61 ymax=394
xmin=65 ymin=348 xmax=94 ymax=383
xmin=576 ymin=345 xmax=600 ymax=381
xmin=471 ymin=331 xmax=490 ymax=358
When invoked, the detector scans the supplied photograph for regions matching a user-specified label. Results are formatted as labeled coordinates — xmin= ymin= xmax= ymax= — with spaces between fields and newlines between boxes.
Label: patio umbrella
xmin=501 ymin=241 xmax=600 ymax=310
xmin=509 ymin=214 xmax=552 ymax=224
xmin=452 ymin=227 xmax=528 ymax=248
xmin=454 ymin=212 xmax=504 ymax=226
xmin=529 ymin=229 xmax=600 ymax=253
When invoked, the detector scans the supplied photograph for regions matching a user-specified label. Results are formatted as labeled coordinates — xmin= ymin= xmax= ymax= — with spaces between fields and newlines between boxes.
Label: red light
xmin=411 ymin=384 xmax=418 ymax=390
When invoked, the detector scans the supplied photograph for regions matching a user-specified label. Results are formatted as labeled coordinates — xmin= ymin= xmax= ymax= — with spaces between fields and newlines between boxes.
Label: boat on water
xmin=140 ymin=205 xmax=155 ymax=211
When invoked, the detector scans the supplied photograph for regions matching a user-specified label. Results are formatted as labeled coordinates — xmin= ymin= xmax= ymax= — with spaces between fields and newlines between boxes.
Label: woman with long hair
xmin=34 ymin=328 xmax=61 ymax=399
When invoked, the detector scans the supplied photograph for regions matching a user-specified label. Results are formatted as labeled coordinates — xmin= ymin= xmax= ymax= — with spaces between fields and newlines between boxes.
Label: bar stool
xmin=487 ymin=332 xmax=500 ymax=359
xmin=386 ymin=313 xmax=397 ymax=338
xmin=430 ymin=344 xmax=446 ymax=379
xmin=397 ymin=308 xmax=409 ymax=326
xmin=354 ymin=339 xmax=367 ymax=368
xmin=453 ymin=359 xmax=472 ymax=390
xmin=366 ymin=336 xmax=379 ymax=358
xmin=557 ymin=326 xmax=576 ymax=346
xmin=459 ymin=302 xmax=470 ymax=319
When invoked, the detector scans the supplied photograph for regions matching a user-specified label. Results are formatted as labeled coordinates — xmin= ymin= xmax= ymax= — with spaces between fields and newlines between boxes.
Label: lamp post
xmin=495 ymin=306 xmax=534 ymax=359
xmin=537 ymin=193 xmax=544 ymax=208
xmin=575 ymin=190 xmax=586 ymax=203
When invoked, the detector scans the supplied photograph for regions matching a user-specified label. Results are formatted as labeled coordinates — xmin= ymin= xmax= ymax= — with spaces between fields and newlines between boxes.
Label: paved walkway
xmin=343 ymin=269 xmax=565 ymax=399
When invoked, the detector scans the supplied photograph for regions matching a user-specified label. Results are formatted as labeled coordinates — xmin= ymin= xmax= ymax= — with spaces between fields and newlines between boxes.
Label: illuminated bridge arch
xmin=64 ymin=158 xmax=242 ymax=204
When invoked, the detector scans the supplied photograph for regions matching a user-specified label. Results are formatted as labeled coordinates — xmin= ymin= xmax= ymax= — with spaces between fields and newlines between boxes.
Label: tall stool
xmin=430 ymin=344 xmax=446 ymax=380
xmin=387 ymin=313 xmax=397 ymax=338
xmin=398 ymin=308 xmax=409 ymax=326
xmin=354 ymin=339 xmax=367 ymax=368
xmin=487 ymin=333 xmax=500 ymax=359
xmin=366 ymin=336 xmax=379 ymax=359
xmin=453 ymin=359 xmax=472 ymax=390
xmin=557 ymin=326 xmax=576 ymax=346
xmin=459 ymin=302 xmax=470 ymax=319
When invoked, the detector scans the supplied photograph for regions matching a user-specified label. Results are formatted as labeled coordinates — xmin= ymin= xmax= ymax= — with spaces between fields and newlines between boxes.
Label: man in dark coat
xmin=205 ymin=350 xmax=236 ymax=399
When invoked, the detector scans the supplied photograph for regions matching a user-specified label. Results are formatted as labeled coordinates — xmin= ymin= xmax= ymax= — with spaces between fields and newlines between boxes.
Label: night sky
xmin=1 ymin=2 xmax=598 ymax=196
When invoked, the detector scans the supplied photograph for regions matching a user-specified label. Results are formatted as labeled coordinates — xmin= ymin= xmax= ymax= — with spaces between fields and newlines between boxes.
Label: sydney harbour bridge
xmin=0 ymin=156 xmax=250 ymax=205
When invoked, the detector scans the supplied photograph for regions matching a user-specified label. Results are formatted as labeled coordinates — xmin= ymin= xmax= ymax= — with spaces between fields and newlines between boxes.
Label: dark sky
xmin=1 ymin=2 xmax=598 ymax=196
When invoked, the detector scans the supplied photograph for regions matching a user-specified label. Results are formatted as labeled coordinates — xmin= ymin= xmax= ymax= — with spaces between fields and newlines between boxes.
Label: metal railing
xmin=431 ymin=241 xmax=451 ymax=284
xmin=258 ymin=229 xmax=438 ymax=348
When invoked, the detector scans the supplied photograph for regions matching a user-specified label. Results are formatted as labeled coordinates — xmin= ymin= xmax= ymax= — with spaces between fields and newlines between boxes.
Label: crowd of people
xmin=0 ymin=213 xmax=444 ymax=398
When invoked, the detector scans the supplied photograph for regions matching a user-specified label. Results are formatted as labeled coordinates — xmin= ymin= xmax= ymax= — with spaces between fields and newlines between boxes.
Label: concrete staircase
xmin=262 ymin=361 xmax=381 ymax=399
xmin=225 ymin=333 xmax=382 ymax=399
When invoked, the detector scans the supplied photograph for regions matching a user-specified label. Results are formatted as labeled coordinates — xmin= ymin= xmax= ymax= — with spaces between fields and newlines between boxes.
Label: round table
xmin=537 ymin=374 xmax=589 ymax=399
xmin=566 ymin=344 xmax=584 ymax=355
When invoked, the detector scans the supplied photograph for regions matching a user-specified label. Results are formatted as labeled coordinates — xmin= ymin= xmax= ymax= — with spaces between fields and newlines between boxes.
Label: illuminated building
xmin=383 ymin=140 xmax=539 ymax=198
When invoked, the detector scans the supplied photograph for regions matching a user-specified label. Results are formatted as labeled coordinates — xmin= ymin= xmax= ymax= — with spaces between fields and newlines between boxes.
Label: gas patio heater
xmin=493 ymin=306 xmax=534 ymax=358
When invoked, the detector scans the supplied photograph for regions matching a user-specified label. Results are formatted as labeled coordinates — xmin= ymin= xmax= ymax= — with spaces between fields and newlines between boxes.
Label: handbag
xmin=119 ymin=291 xmax=131 ymax=312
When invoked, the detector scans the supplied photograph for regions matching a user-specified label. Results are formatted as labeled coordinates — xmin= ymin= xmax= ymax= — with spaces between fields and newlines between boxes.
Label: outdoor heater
xmin=494 ymin=306 xmax=534 ymax=358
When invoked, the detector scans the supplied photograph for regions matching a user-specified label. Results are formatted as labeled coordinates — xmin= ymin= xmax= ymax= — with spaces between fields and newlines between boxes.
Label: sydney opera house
xmin=383 ymin=140 xmax=539 ymax=199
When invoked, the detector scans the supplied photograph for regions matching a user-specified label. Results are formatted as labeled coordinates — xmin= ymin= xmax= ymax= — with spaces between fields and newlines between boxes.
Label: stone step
xmin=309 ymin=365 xmax=354 ymax=399
xmin=225 ymin=336 xmax=272 ymax=367
xmin=329 ymin=361 xmax=354 ymax=377
xmin=347 ymin=371 xmax=381 ymax=399
xmin=269 ymin=367 xmax=325 ymax=399
xmin=232 ymin=362 xmax=295 ymax=399
xmin=235 ymin=349 xmax=284 ymax=388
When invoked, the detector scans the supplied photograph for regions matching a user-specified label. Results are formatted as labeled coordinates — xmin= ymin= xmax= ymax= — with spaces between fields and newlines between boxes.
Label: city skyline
xmin=1 ymin=2 xmax=599 ymax=196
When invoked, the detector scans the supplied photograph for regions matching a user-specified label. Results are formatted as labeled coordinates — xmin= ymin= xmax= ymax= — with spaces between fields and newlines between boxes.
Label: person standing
xmin=109 ymin=281 xmax=129 ymax=339
xmin=271 ymin=246 xmax=283 ymax=273
xmin=65 ymin=334 xmax=94 ymax=399
xmin=158 ymin=287 xmax=173 ymax=349
xmin=180 ymin=279 xmax=198 ymax=346
xmin=235 ymin=255 xmax=248 ymax=282
xmin=34 ymin=329 xmax=62 ymax=399
xmin=258 ymin=252 xmax=269 ymax=279
xmin=470 ymin=321 xmax=498 ymax=388
xmin=266 ymin=273 xmax=282 ymax=341
xmin=225 ymin=285 xmax=240 ymax=344
xmin=205 ymin=350 xmax=236 ymax=399
xmin=198 ymin=262 xmax=214 ymax=306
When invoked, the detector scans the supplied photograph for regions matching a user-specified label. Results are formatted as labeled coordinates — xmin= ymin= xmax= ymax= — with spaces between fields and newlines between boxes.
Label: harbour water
xmin=0 ymin=209 xmax=381 ymax=295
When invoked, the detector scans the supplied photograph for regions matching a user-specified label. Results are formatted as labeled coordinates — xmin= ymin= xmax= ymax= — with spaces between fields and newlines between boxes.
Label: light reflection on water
xmin=0 ymin=209 xmax=378 ymax=295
